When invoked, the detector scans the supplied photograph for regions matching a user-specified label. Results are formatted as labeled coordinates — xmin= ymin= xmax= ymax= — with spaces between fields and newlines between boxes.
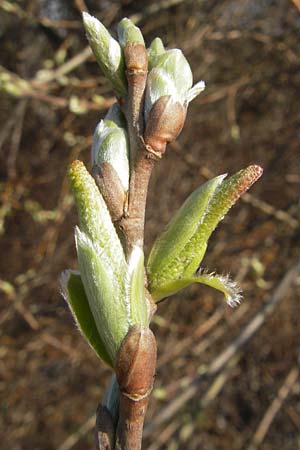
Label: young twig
xmin=65 ymin=13 xmax=264 ymax=450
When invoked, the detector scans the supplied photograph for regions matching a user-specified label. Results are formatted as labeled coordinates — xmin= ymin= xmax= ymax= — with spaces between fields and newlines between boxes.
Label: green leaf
xmin=147 ymin=165 xmax=263 ymax=301
xmin=127 ymin=247 xmax=148 ymax=327
xmin=150 ymin=270 xmax=242 ymax=306
xmin=75 ymin=228 xmax=130 ymax=363
xmin=147 ymin=174 xmax=225 ymax=289
xmin=61 ymin=270 xmax=113 ymax=367
xmin=182 ymin=165 xmax=263 ymax=277
xmin=82 ymin=12 xmax=127 ymax=95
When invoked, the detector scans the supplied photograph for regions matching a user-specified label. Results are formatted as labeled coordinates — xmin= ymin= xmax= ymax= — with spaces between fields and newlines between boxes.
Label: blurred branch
xmin=33 ymin=46 xmax=93 ymax=84
xmin=0 ymin=1 xmax=80 ymax=29
xmin=7 ymin=100 xmax=27 ymax=179
xmin=57 ymin=415 xmax=95 ymax=450
xmin=246 ymin=362 xmax=300 ymax=450
xmin=147 ymin=355 xmax=241 ymax=450
xmin=0 ymin=65 xmax=114 ymax=112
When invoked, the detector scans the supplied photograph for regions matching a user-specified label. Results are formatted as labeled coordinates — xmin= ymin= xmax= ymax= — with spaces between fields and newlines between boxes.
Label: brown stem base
xmin=115 ymin=395 xmax=150 ymax=450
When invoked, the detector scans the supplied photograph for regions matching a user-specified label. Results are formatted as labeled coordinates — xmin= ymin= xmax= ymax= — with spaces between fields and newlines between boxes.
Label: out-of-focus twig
xmin=33 ymin=46 xmax=92 ymax=84
xmin=246 ymin=362 xmax=300 ymax=450
xmin=7 ymin=100 xmax=27 ymax=179
xmin=57 ymin=415 xmax=95 ymax=450
xmin=242 ymin=192 xmax=299 ymax=230
xmin=0 ymin=65 xmax=114 ymax=111
xmin=0 ymin=1 xmax=80 ymax=29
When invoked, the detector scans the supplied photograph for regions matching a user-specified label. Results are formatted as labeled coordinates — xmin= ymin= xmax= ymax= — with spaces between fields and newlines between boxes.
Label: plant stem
xmin=115 ymin=395 xmax=151 ymax=450
xmin=95 ymin=42 xmax=158 ymax=450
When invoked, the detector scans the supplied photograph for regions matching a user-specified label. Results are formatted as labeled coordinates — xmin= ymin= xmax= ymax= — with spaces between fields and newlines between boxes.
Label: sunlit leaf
xmin=61 ymin=270 xmax=113 ymax=367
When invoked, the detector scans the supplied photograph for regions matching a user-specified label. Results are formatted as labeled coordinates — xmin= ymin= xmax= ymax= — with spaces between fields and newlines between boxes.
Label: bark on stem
xmin=115 ymin=326 xmax=157 ymax=450
xmin=118 ymin=153 xmax=156 ymax=253
xmin=96 ymin=41 xmax=158 ymax=450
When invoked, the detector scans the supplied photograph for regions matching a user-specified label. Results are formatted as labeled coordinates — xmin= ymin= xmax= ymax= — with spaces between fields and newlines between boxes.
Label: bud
xmin=144 ymin=68 xmax=179 ymax=122
xmin=117 ymin=18 xmax=145 ymax=47
xmin=143 ymin=53 xmax=205 ymax=153
xmin=104 ymin=102 xmax=127 ymax=128
xmin=146 ymin=48 xmax=205 ymax=108
xmin=92 ymin=119 xmax=130 ymax=192
xmin=115 ymin=325 xmax=156 ymax=398
xmin=124 ymin=42 xmax=148 ymax=73
xmin=147 ymin=165 xmax=263 ymax=303
xmin=148 ymin=37 xmax=165 ymax=70
xmin=92 ymin=162 xmax=126 ymax=222
xmin=144 ymin=95 xmax=186 ymax=154
xmin=155 ymin=49 xmax=193 ymax=99
xmin=82 ymin=12 xmax=126 ymax=95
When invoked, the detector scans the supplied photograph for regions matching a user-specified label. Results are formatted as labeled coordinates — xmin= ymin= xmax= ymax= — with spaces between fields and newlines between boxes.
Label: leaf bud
xmin=144 ymin=95 xmax=185 ymax=154
xmin=144 ymin=67 xmax=179 ymax=121
xmin=104 ymin=102 xmax=127 ymax=128
xmin=124 ymin=42 xmax=148 ymax=73
xmin=92 ymin=119 xmax=130 ymax=192
xmin=60 ymin=270 xmax=113 ymax=367
xmin=144 ymin=49 xmax=205 ymax=134
xmin=82 ymin=12 xmax=127 ymax=95
xmin=148 ymin=37 xmax=165 ymax=70
xmin=155 ymin=49 xmax=193 ymax=99
xmin=117 ymin=18 xmax=145 ymax=47
xmin=115 ymin=325 xmax=157 ymax=399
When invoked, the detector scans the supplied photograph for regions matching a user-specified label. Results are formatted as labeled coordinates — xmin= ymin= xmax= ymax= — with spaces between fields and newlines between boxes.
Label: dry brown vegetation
xmin=1 ymin=1 xmax=300 ymax=449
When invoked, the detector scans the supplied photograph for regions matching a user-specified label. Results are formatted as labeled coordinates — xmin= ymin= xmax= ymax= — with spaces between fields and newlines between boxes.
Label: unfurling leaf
xmin=75 ymin=228 xmax=129 ymax=362
xmin=147 ymin=165 xmax=263 ymax=301
xmin=148 ymin=270 xmax=242 ymax=307
xmin=61 ymin=270 xmax=113 ymax=367
xmin=147 ymin=174 xmax=226 ymax=290
xmin=69 ymin=161 xmax=130 ymax=362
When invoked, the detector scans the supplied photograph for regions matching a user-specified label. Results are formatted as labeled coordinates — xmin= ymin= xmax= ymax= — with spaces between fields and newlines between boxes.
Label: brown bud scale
xmin=124 ymin=43 xmax=148 ymax=72
xmin=92 ymin=163 xmax=126 ymax=222
xmin=115 ymin=325 xmax=157 ymax=399
xmin=144 ymin=95 xmax=186 ymax=154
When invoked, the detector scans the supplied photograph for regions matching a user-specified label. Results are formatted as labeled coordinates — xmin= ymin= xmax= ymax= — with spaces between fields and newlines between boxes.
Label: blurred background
xmin=1 ymin=1 xmax=300 ymax=449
